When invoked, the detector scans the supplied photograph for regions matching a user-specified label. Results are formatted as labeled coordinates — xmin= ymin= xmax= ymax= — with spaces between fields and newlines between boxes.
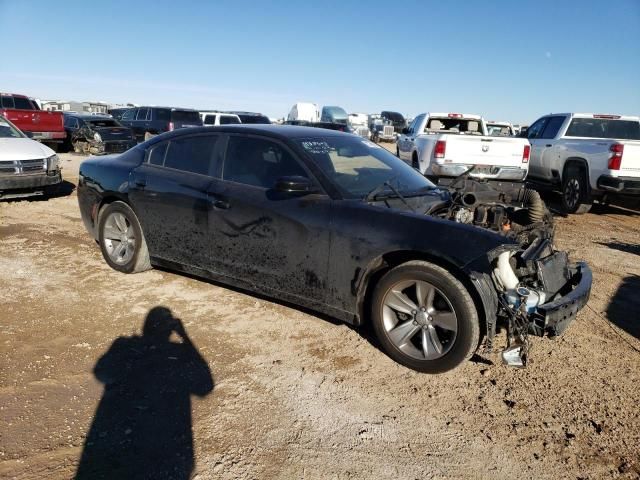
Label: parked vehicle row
xmin=77 ymin=125 xmax=591 ymax=373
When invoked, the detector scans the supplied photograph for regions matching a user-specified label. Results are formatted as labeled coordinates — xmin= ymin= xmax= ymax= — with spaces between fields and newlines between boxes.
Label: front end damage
xmin=489 ymin=241 xmax=591 ymax=367
xmin=429 ymin=178 xmax=592 ymax=367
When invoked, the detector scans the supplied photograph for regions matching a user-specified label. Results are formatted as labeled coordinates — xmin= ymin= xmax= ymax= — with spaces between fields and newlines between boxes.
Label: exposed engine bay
xmin=428 ymin=179 xmax=590 ymax=367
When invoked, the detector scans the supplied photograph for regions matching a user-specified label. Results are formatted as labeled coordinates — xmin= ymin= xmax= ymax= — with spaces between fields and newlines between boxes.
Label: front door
xmin=207 ymin=134 xmax=332 ymax=303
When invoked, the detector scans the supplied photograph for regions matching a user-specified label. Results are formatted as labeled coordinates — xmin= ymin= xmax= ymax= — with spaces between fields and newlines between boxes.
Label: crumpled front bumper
xmin=528 ymin=261 xmax=592 ymax=337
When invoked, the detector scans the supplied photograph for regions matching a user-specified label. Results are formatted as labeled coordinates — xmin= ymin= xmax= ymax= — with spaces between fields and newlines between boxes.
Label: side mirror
xmin=401 ymin=127 xmax=409 ymax=134
xmin=274 ymin=176 xmax=317 ymax=194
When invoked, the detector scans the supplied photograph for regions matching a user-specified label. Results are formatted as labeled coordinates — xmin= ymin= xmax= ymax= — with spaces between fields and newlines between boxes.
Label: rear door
xmin=206 ymin=133 xmax=332 ymax=302
xmin=129 ymin=133 xmax=222 ymax=268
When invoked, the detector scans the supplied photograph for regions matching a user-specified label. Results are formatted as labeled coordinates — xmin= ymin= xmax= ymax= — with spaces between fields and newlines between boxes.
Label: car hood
xmin=0 ymin=138 xmax=55 ymax=161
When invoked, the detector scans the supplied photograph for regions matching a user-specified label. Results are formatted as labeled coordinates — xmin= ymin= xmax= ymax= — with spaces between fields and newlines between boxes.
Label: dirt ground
xmin=1 ymin=150 xmax=639 ymax=480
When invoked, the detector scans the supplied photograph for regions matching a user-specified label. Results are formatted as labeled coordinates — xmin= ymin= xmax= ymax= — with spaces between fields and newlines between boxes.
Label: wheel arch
xmin=355 ymin=250 xmax=488 ymax=340
xmin=562 ymin=157 xmax=590 ymax=186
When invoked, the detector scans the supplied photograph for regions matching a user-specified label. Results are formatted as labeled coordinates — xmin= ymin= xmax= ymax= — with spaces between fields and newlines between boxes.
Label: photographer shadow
xmin=75 ymin=306 xmax=214 ymax=480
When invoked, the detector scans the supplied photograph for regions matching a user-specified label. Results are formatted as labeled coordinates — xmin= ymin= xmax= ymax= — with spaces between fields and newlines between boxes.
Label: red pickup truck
xmin=0 ymin=93 xmax=66 ymax=150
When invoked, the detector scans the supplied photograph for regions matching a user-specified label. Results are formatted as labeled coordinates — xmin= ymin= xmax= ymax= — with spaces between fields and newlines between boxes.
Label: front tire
xmin=562 ymin=165 xmax=592 ymax=214
xmin=98 ymin=201 xmax=151 ymax=273
xmin=371 ymin=261 xmax=480 ymax=373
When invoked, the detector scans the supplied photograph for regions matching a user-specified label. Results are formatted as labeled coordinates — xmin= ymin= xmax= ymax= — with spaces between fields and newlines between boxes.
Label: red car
xmin=0 ymin=93 xmax=66 ymax=151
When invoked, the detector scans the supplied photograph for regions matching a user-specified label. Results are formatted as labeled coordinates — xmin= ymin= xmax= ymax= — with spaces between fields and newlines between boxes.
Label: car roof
xmin=156 ymin=124 xmax=352 ymax=141
xmin=136 ymin=106 xmax=200 ymax=112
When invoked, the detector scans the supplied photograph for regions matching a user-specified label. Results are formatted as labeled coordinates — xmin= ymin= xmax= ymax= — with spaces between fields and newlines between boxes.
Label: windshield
xmin=0 ymin=116 xmax=25 ymax=138
xmin=88 ymin=119 xmax=120 ymax=128
xmin=425 ymin=117 xmax=482 ymax=135
xmin=382 ymin=112 xmax=405 ymax=123
xmin=565 ymin=118 xmax=640 ymax=140
xmin=296 ymin=136 xmax=436 ymax=199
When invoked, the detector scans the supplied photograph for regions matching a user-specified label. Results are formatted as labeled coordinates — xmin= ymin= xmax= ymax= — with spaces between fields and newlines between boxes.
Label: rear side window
xmin=223 ymin=136 xmax=307 ymax=188
xmin=238 ymin=114 xmax=270 ymax=124
xmin=204 ymin=114 xmax=217 ymax=125
xmin=171 ymin=110 xmax=201 ymax=124
xmin=155 ymin=109 xmax=171 ymax=122
xmin=136 ymin=108 xmax=150 ymax=121
xmin=163 ymin=135 xmax=219 ymax=175
xmin=565 ymin=118 xmax=640 ymax=140
xmin=540 ymin=116 xmax=566 ymax=139
xmin=220 ymin=115 xmax=240 ymax=125
xmin=13 ymin=97 xmax=35 ymax=110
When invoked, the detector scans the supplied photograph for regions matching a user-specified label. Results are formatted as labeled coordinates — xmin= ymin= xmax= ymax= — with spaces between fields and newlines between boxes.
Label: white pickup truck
xmin=396 ymin=113 xmax=531 ymax=185
xmin=525 ymin=113 xmax=640 ymax=213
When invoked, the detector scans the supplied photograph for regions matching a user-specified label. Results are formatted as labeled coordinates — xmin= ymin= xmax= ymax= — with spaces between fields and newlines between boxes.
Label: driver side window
xmin=223 ymin=136 xmax=308 ymax=189
xmin=527 ymin=117 xmax=548 ymax=139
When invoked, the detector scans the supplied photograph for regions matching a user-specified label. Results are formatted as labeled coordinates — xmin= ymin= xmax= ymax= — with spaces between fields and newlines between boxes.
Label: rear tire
xmin=98 ymin=201 xmax=151 ymax=273
xmin=562 ymin=165 xmax=592 ymax=214
xmin=371 ymin=261 xmax=480 ymax=373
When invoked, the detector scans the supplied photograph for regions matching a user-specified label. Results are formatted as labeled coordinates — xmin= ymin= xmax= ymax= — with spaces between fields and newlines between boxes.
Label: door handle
xmin=212 ymin=199 xmax=230 ymax=210
xmin=545 ymin=144 xmax=552 ymax=147
xmin=134 ymin=179 xmax=146 ymax=187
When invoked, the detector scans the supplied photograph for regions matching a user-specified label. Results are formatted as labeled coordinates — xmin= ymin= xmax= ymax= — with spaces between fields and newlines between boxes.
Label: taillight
xmin=169 ymin=121 xmax=174 ymax=131
xmin=522 ymin=144 xmax=530 ymax=163
xmin=434 ymin=140 xmax=446 ymax=159
xmin=609 ymin=143 xmax=624 ymax=170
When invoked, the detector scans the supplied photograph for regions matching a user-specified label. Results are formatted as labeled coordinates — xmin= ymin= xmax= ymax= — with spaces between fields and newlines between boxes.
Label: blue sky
xmin=1 ymin=0 xmax=639 ymax=123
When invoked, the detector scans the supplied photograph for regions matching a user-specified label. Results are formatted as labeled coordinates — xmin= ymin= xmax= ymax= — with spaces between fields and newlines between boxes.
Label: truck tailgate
xmin=0 ymin=109 xmax=65 ymax=135
xmin=620 ymin=141 xmax=640 ymax=178
xmin=444 ymin=136 xmax=528 ymax=167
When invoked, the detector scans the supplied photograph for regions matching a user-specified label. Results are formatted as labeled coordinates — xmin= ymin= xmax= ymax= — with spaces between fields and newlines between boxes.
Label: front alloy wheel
xmin=371 ymin=261 xmax=480 ymax=373
xmin=98 ymin=201 xmax=151 ymax=273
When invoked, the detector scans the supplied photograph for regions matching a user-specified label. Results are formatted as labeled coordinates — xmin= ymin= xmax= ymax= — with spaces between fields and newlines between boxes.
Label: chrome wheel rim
xmin=382 ymin=280 xmax=458 ymax=360
xmin=564 ymin=178 xmax=580 ymax=209
xmin=103 ymin=212 xmax=136 ymax=265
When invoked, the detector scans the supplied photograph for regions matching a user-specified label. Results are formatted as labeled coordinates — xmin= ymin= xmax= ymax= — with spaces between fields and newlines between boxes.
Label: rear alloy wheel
xmin=562 ymin=166 xmax=592 ymax=214
xmin=371 ymin=261 xmax=479 ymax=373
xmin=98 ymin=201 xmax=151 ymax=273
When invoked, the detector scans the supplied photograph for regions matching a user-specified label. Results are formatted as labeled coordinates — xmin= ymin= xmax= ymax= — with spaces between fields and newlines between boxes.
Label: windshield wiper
xmin=365 ymin=177 xmax=415 ymax=213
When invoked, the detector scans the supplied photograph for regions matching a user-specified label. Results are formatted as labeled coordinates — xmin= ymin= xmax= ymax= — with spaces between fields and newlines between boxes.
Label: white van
xmin=200 ymin=111 xmax=241 ymax=126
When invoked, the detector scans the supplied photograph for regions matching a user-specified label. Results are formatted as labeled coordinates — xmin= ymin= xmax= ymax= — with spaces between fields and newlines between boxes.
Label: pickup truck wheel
xmin=371 ymin=261 xmax=480 ymax=373
xmin=98 ymin=201 xmax=151 ymax=274
xmin=562 ymin=166 xmax=592 ymax=214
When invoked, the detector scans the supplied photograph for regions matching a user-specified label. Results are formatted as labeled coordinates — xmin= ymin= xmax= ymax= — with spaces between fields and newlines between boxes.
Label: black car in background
xmin=119 ymin=106 xmax=203 ymax=142
xmin=381 ymin=111 xmax=407 ymax=133
xmin=108 ymin=108 xmax=132 ymax=121
xmin=77 ymin=125 xmax=591 ymax=373
xmin=225 ymin=111 xmax=271 ymax=124
xmin=63 ymin=113 xmax=136 ymax=155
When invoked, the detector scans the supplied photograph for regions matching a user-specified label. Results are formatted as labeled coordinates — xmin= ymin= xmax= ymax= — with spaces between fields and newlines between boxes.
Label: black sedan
xmin=78 ymin=125 xmax=591 ymax=373
xmin=64 ymin=113 xmax=136 ymax=155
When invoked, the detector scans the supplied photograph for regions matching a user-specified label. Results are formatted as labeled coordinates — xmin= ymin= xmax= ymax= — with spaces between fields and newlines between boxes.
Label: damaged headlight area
xmin=46 ymin=154 xmax=60 ymax=172
xmin=489 ymin=239 xmax=592 ymax=368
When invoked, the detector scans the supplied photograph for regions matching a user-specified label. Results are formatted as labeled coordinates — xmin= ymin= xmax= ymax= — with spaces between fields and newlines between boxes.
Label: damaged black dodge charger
xmin=77 ymin=125 xmax=591 ymax=373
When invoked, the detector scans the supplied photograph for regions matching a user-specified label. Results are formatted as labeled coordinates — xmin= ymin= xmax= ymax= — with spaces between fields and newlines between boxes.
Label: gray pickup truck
xmin=525 ymin=113 xmax=640 ymax=213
